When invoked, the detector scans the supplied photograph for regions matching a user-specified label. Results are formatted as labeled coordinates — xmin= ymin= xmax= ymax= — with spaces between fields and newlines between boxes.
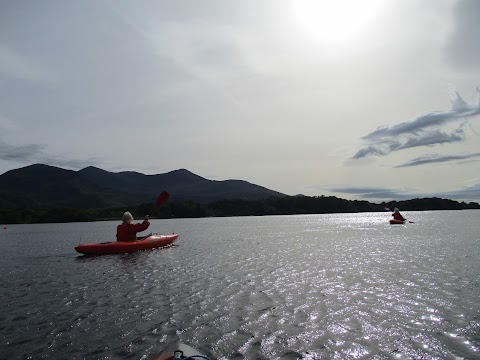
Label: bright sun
xmin=291 ymin=0 xmax=383 ymax=44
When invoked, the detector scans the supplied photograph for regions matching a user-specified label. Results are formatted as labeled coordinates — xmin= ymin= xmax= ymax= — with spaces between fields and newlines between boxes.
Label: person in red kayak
xmin=116 ymin=211 xmax=150 ymax=241
xmin=392 ymin=207 xmax=406 ymax=222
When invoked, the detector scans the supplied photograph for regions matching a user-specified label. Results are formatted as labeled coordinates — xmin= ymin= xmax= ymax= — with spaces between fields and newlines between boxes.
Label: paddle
xmin=143 ymin=191 xmax=170 ymax=222
xmin=155 ymin=191 xmax=170 ymax=208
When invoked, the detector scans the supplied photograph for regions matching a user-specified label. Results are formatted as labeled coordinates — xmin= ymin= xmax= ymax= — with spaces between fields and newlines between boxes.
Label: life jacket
xmin=392 ymin=212 xmax=405 ymax=221
xmin=116 ymin=221 xmax=149 ymax=241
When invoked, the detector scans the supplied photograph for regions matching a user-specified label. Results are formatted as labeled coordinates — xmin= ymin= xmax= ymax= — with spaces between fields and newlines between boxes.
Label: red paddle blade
xmin=155 ymin=191 xmax=170 ymax=207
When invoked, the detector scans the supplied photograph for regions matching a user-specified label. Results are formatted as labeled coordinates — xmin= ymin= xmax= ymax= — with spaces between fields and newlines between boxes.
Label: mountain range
xmin=0 ymin=164 xmax=285 ymax=209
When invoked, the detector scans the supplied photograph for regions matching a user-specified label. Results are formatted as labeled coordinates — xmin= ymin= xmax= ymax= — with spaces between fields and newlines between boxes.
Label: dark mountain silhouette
xmin=1 ymin=164 xmax=479 ymax=224
xmin=0 ymin=164 xmax=285 ymax=209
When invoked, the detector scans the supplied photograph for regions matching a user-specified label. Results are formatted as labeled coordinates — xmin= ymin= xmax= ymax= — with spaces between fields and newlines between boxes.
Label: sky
xmin=1 ymin=0 xmax=479 ymax=204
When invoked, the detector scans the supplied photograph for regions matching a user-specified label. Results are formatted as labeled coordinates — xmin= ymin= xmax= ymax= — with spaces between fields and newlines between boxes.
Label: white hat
xmin=122 ymin=211 xmax=134 ymax=222
xmin=394 ymin=207 xmax=399 ymax=212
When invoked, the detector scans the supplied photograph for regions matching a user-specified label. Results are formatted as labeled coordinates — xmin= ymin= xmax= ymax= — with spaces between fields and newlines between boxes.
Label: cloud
xmin=441 ymin=183 xmax=480 ymax=201
xmin=395 ymin=128 xmax=466 ymax=150
xmin=328 ymin=184 xmax=480 ymax=203
xmin=0 ymin=139 xmax=99 ymax=170
xmin=328 ymin=186 xmax=415 ymax=200
xmin=0 ymin=141 xmax=46 ymax=161
xmin=395 ymin=152 xmax=480 ymax=168
xmin=353 ymin=88 xmax=480 ymax=159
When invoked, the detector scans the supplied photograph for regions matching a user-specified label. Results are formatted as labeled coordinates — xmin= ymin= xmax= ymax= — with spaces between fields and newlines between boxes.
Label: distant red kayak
xmin=389 ymin=219 xmax=405 ymax=225
xmin=75 ymin=233 xmax=179 ymax=255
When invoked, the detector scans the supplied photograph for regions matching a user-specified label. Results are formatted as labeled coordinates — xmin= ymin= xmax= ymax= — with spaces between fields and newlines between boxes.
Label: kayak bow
xmin=153 ymin=342 xmax=212 ymax=360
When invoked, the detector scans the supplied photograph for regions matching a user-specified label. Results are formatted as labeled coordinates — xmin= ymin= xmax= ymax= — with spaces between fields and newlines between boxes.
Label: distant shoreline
xmin=1 ymin=196 xmax=478 ymax=224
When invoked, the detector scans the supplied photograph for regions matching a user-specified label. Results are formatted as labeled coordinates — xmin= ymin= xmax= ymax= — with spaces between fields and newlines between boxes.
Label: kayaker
xmin=116 ymin=211 xmax=150 ymax=241
xmin=392 ymin=207 xmax=406 ymax=222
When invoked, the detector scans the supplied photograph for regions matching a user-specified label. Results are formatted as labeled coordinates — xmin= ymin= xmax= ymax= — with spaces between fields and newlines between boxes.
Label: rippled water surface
xmin=1 ymin=211 xmax=479 ymax=359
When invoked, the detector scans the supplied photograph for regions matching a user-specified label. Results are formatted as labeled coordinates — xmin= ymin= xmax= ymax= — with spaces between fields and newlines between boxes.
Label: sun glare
xmin=291 ymin=0 xmax=383 ymax=44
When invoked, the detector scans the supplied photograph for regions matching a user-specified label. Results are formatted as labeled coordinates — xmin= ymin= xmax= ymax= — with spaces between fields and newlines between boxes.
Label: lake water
xmin=1 ymin=210 xmax=479 ymax=360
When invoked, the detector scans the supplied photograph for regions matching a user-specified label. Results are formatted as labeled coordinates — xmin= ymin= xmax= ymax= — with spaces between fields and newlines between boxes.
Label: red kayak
xmin=389 ymin=219 xmax=405 ymax=225
xmin=75 ymin=233 xmax=179 ymax=255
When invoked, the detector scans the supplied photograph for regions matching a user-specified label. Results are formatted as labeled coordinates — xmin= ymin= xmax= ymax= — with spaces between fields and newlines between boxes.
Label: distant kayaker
xmin=391 ymin=207 xmax=406 ymax=222
xmin=116 ymin=211 xmax=150 ymax=241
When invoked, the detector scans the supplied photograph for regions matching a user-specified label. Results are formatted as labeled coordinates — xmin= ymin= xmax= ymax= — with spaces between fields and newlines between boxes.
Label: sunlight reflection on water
xmin=0 ymin=210 xmax=479 ymax=359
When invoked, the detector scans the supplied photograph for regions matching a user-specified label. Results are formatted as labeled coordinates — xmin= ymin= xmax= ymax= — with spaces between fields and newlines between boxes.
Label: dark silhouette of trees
xmin=1 ymin=195 xmax=477 ymax=224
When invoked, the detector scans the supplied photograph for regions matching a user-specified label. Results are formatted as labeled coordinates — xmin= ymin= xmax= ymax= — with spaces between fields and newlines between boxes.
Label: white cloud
xmin=395 ymin=152 xmax=480 ymax=167
xmin=353 ymin=88 xmax=480 ymax=159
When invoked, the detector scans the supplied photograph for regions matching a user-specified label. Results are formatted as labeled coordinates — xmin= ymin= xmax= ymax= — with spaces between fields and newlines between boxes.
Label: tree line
xmin=0 ymin=195 xmax=478 ymax=224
